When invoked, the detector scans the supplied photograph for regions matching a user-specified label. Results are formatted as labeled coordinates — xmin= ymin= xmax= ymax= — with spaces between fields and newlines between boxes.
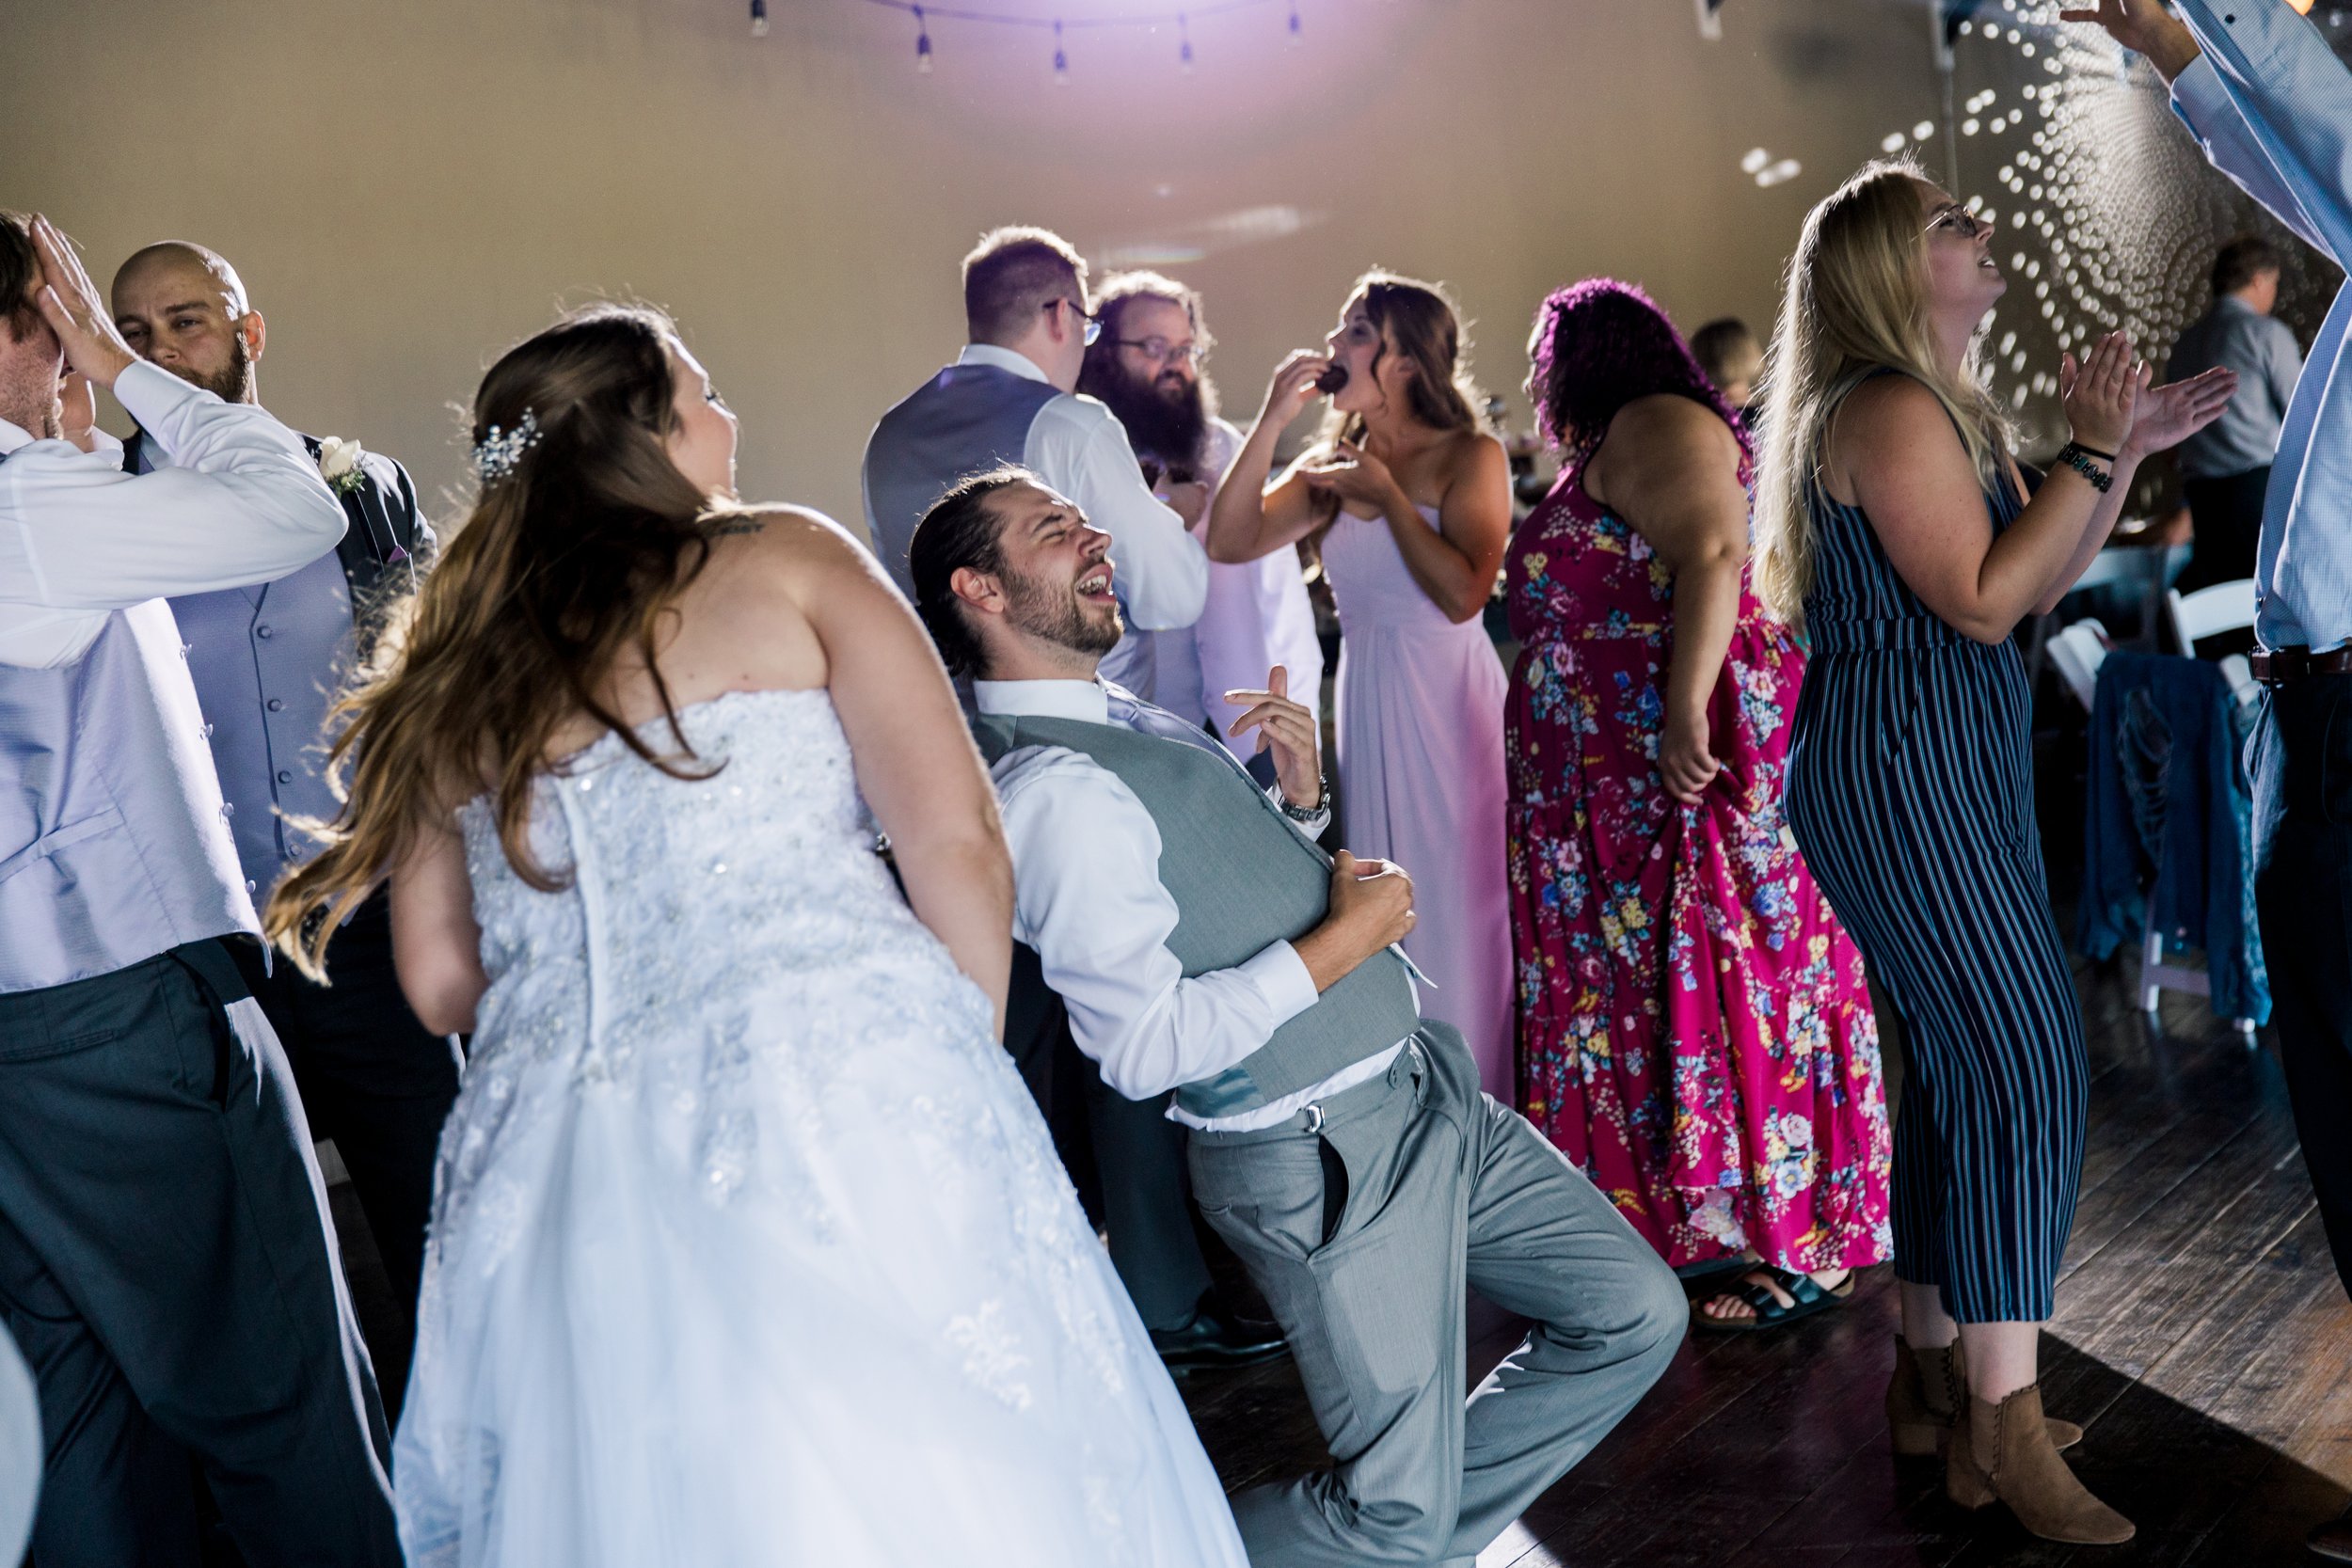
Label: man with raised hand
xmin=0 ymin=213 xmax=398 ymax=1566
xmin=2058 ymin=3 xmax=2352 ymax=1556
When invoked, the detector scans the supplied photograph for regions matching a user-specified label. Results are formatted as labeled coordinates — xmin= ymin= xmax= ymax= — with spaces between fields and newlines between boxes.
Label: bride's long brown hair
xmin=266 ymin=303 xmax=729 ymax=978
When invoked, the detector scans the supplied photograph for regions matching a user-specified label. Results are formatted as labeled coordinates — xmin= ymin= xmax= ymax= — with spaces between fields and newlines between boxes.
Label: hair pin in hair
xmin=471 ymin=408 xmax=542 ymax=487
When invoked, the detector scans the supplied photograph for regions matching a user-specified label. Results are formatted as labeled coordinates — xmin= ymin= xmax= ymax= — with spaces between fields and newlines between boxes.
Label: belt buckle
xmin=1302 ymin=1103 xmax=1324 ymax=1135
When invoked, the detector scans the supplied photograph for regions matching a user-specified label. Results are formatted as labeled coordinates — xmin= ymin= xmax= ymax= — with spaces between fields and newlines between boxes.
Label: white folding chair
xmin=2047 ymin=617 xmax=2110 ymax=714
xmin=2166 ymin=578 xmax=2258 ymax=653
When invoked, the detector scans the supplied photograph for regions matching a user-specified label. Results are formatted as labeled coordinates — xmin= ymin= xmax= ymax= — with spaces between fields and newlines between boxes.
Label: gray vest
xmin=862 ymin=363 xmax=1062 ymax=599
xmin=0 ymin=600 xmax=258 ymax=992
xmin=972 ymin=711 xmax=1421 ymax=1120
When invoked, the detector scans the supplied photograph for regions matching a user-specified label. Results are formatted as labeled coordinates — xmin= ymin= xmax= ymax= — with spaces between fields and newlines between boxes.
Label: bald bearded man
xmin=111 ymin=243 xmax=454 ymax=1405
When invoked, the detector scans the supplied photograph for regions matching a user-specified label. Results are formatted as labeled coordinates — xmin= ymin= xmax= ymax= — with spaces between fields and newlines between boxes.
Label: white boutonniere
xmin=318 ymin=436 xmax=369 ymax=497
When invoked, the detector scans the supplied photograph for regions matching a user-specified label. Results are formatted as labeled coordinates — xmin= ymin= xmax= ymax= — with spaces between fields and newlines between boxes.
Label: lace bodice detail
xmin=458 ymin=687 xmax=925 ymax=1068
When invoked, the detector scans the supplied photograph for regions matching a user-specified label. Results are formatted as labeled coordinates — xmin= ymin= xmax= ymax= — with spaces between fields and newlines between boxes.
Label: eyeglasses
xmin=1047 ymin=297 xmax=1103 ymax=346
xmin=1111 ymin=337 xmax=1204 ymax=370
xmin=1925 ymin=205 xmax=1993 ymax=241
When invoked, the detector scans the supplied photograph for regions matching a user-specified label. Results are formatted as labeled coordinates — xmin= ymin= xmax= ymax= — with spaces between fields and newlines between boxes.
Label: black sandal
xmin=1691 ymin=1265 xmax=1854 ymax=1333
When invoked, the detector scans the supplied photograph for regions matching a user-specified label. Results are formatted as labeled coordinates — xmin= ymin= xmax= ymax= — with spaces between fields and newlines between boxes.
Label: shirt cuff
xmin=1238 ymin=941 xmax=1319 ymax=1030
xmin=2169 ymin=51 xmax=2227 ymax=132
xmin=109 ymin=358 xmax=205 ymax=436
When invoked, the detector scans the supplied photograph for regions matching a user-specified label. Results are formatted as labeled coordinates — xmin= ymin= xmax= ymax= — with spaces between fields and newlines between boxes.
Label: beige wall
xmin=8 ymin=0 xmax=1960 ymax=532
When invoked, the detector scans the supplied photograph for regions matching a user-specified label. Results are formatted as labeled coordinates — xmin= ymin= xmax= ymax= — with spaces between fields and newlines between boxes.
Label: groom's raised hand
xmin=1224 ymin=665 xmax=1325 ymax=811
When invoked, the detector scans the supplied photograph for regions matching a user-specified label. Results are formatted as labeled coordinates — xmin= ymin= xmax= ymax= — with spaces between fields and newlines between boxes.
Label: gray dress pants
xmin=1188 ymin=1025 xmax=1683 ymax=1567
xmin=0 ymin=943 xmax=401 ymax=1567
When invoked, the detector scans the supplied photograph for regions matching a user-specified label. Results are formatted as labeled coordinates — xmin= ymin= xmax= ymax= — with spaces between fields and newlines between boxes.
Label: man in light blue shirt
xmin=2064 ymin=3 xmax=2352 ymax=1556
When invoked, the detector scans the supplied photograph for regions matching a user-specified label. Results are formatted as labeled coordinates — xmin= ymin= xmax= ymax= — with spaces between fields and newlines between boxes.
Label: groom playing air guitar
xmin=909 ymin=466 xmax=1682 ymax=1567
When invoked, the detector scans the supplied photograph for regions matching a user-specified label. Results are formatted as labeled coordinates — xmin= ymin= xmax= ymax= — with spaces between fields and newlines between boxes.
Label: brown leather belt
xmin=2250 ymin=646 xmax=2352 ymax=685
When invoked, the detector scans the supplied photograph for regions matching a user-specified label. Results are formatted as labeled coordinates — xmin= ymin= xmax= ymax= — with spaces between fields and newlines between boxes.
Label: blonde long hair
xmin=264 ymin=304 xmax=730 ymax=978
xmin=1752 ymin=159 xmax=2012 ymax=625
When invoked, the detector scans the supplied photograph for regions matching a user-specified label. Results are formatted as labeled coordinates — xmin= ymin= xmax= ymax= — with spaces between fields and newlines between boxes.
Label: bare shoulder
xmin=1436 ymin=428 xmax=1509 ymax=496
xmin=1611 ymin=392 xmax=1738 ymax=458
xmin=703 ymin=505 xmax=892 ymax=596
xmin=1835 ymin=372 xmax=1948 ymax=444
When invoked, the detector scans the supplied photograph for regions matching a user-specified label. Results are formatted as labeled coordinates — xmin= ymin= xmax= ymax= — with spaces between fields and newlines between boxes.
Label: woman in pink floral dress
xmin=1507 ymin=280 xmax=1891 ymax=1326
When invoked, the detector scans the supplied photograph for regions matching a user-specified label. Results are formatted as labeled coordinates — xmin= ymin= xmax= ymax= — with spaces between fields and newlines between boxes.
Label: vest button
xmin=277 ymin=769 xmax=293 ymax=784
xmin=266 ymin=698 xmax=284 ymax=712
xmin=220 ymin=802 xmax=235 ymax=818
xmin=245 ymin=879 xmax=258 ymax=894
xmin=201 ymin=722 xmax=214 ymax=738
xmin=255 ymin=625 xmax=273 ymax=640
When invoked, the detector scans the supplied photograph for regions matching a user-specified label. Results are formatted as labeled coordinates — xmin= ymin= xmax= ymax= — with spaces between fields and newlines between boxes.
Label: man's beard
xmin=170 ymin=331 xmax=252 ymax=404
xmin=1004 ymin=560 xmax=1124 ymax=657
xmin=1092 ymin=366 xmax=1213 ymax=475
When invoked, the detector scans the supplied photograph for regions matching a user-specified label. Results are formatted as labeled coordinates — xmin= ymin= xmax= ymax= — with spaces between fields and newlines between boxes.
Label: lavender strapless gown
xmin=1322 ymin=504 xmax=1514 ymax=1098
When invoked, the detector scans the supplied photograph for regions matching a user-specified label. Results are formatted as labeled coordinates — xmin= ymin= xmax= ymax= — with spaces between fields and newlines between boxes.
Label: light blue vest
xmin=0 ymin=599 xmax=258 ymax=992
xmin=862 ymin=361 xmax=1062 ymax=599
xmin=168 ymin=553 xmax=353 ymax=896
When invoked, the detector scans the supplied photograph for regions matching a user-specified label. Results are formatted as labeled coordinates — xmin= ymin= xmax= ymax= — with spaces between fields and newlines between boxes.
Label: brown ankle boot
xmin=1886 ymin=1334 xmax=1953 ymax=1458
xmin=1947 ymin=1385 xmax=2133 ymax=1544
xmin=1888 ymin=1338 xmax=2081 ymax=1456
xmin=1947 ymin=1338 xmax=2082 ymax=1453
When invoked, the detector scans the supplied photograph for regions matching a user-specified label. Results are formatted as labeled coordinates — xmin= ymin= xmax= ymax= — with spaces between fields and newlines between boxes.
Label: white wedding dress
xmin=394 ymin=687 xmax=1248 ymax=1568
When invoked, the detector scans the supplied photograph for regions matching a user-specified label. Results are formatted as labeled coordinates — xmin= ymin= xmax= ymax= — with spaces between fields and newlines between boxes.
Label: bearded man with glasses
xmin=1079 ymin=272 xmax=1324 ymax=771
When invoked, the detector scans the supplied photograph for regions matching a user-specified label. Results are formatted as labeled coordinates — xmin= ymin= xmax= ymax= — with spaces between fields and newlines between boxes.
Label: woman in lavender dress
xmin=1206 ymin=273 xmax=1515 ymax=1097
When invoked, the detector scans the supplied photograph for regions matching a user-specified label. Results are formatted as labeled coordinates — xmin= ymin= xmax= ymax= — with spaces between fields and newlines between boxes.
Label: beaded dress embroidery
xmin=393 ymin=688 xmax=1246 ymax=1568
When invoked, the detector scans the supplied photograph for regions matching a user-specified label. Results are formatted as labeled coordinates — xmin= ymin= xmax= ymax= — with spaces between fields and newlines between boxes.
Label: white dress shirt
xmin=1152 ymin=418 xmax=1327 ymax=751
xmin=2169 ymin=0 xmax=2352 ymax=653
xmin=950 ymin=345 xmax=1207 ymax=695
xmin=0 ymin=360 xmax=344 ymax=667
xmin=977 ymin=675 xmax=1406 ymax=1132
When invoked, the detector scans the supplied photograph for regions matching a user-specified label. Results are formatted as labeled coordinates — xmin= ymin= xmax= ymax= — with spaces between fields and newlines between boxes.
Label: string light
xmin=752 ymin=0 xmax=770 ymax=36
xmin=845 ymin=0 xmax=1299 ymax=79
xmin=1287 ymin=0 xmax=1302 ymax=44
xmin=1179 ymin=11 xmax=1194 ymax=71
xmin=1053 ymin=17 xmax=1069 ymax=84
xmin=914 ymin=4 xmax=932 ymax=69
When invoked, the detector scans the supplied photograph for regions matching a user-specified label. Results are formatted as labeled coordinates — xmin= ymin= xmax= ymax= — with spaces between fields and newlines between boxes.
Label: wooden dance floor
xmin=1179 ymin=957 xmax=2352 ymax=1566
xmin=325 ymin=946 xmax=2349 ymax=1564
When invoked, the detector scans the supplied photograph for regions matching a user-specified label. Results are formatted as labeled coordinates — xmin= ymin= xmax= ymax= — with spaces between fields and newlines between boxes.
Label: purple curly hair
xmin=1528 ymin=278 xmax=1752 ymax=481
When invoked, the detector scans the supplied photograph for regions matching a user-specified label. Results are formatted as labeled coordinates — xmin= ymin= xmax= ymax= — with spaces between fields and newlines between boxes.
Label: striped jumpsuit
xmin=1784 ymin=440 xmax=2088 ymax=1324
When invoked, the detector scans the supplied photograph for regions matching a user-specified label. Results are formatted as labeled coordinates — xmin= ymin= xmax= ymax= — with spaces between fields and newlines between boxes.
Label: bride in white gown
xmin=265 ymin=305 xmax=1248 ymax=1568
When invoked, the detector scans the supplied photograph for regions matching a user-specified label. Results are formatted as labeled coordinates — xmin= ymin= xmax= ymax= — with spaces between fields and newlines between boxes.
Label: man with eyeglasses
xmin=863 ymin=226 xmax=1205 ymax=701
xmin=1079 ymin=271 xmax=1323 ymax=774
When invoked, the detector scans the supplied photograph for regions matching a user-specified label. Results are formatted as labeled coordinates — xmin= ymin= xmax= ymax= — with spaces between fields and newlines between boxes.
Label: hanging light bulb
xmin=914 ymin=5 xmax=932 ymax=71
xmin=1179 ymin=12 xmax=1194 ymax=71
xmin=1288 ymin=0 xmax=1304 ymax=44
xmin=751 ymin=0 xmax=769 ymax=38
xmin=1053 ymin=19 xmax=1069 ymax=85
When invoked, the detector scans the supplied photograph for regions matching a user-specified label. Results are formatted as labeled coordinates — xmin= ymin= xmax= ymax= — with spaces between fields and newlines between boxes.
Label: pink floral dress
xmin=1505 ymin=465 xmax=1893 ymax=1273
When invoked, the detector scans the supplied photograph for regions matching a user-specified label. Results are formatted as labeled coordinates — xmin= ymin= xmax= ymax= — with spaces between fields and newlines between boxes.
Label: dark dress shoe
xmin=2309 ymin=1512 xmax=2352 ymax=1562
xmin=1149 ymin=1305 xmax=1289 ymax=1371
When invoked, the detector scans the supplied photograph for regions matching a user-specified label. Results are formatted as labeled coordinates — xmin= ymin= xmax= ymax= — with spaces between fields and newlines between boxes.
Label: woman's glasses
xmin=1925 ymin=205 xmax=1993 ymax=241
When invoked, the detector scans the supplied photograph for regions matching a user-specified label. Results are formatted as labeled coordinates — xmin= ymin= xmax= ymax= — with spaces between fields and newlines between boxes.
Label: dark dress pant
xmin=0 ymin=942 xmax=401 ymax=1568
xmin=1002 ymin=944 xmax=1213 ymax=1330
xmin=2249 ymin=675 xmax=2352 ymax=1300
xmin=2179 ymin=465 xmax=2271 ymax=595
xmin=227 ymin=886 xmax=460 ymax=1399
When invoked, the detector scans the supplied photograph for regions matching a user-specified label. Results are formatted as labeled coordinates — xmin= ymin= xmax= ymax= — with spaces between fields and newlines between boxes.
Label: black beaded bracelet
xmin=2055 ymin=441 xmax=2114 ymax=494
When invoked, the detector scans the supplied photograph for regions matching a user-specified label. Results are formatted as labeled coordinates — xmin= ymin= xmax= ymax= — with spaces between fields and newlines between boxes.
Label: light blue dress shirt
xmin=2169 ymin=0 xmax=2352 ymax=653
